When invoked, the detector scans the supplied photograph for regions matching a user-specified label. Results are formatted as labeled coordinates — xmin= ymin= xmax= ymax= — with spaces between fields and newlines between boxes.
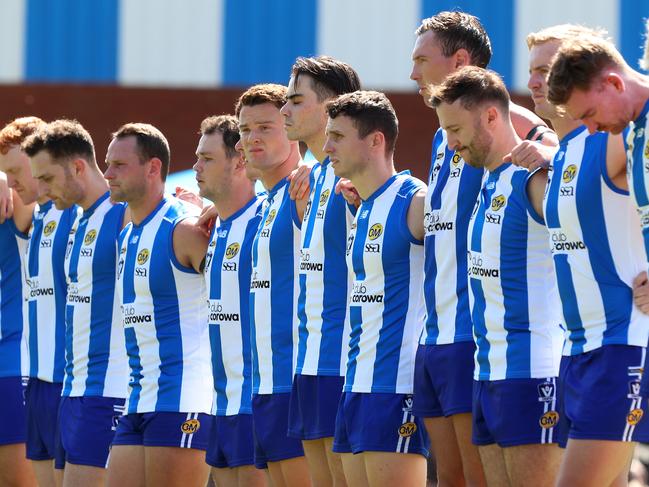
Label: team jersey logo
xmin=225 ymin=242 xmax=240 ymax=259
xmin=137 ymin=248 xmax=150 ymax=265
xmin=43 ymin=221 xmax=57 ymax=236
xmin=627 ymin=408 xmax=644 ymax=425
xmin=368 ymin=223 xmax=383 ymax=240
xmin=452 ymin=153 xmax=462 ymax=165
xmin=539 ymin=411 xmax=559 ymax=429
xmin=180 ymin=418 xmax=201 ymax=434
xmin=491 ymin=195 xmax=506 ymax=211
xmin=398 ymin=421 xmax=417 ymax=437
xmin=562 ymin=164 xmax=577 ymax=183
xmin=319 ymin=189 xmax=330 ymax=207
xmin=84 ymin=229 xmax=97 ymax=245
xmin=644 ymin=139 xmax=649 ymax=158
xmin=264 ymin=209 xmax=277 ymax=226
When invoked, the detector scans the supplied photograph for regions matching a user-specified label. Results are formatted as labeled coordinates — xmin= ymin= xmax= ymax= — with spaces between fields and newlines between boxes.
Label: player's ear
xmin=454 ymin=48 xmax=471 ymax=69
xmin=485 ymin=106 xmax=499 ymax=125
xmin=604 ymin=72 xmax=625 ymax=93
xmin=148 ymin=157 xmax=163 ymax=179
xmin=72 ymin=158 xmax=85 ymax=176
xmin=370 ymin=131 xmax=385 ymax=151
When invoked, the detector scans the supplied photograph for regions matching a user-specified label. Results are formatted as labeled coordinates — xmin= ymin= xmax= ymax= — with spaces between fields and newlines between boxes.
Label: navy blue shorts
xmin=557 ymin=345 xmax=649 ymax=446
xmin=288 ymin=374 xmax=344 ymax=440
xmin=413 ymin=342 xmax=474 ymax=417
xmin=58 ymin=396 xmax=125 ymax=468
xmin=640 ymin=342 xmax=649 ymax=398
xmin=25 ymin=379 xmax=65 ymax=468
xmin=112 ymin=412 xmax=213 ymax=450
xmin=472 ymin=377 xmax=559 ymax=447
xmin=206 ymin=414 xmax=257 ymax=469
xmin=252 ymin=393 xmax=304 ymax=469
xmin=332 ymin=392 xmax=429 ymax=457
xmin=0 ymin=376 xmax=27 ymax=446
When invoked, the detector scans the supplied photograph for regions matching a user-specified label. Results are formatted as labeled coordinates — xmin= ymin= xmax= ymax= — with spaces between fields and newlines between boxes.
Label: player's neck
xmin=78 ymin=171 xmax=110 ymax=211
xmin=485 ymin=127 xmax=521 ymax=173
xmin=627 ymin=71 xmax=649 ymax=121
xmin=259 ymin=144 xmax=301 ymax=190
xmin=213 ymin=184 xmax=256 ymax=221
xmin=129 ymin=186 xmax=164 ymax=225
xmin=549 ymin=116 xmax=583 ymax=140
xmin=353 ymin=159 xmax=396 ymax=200
xmin=305 ymin=132 xmax=327 ymax=163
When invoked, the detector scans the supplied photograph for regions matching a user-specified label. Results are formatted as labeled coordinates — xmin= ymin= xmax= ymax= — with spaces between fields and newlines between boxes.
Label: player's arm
xmin=525 ymin=169 xmax=548 ymax=221
xmin=504 ymin=140 xmax=558 ymax=171
xmin=172 ymin=216 xmax=210 ymax=273
xmin=510 ymin=103 xmax=559 ymax=147
xmin=294 ymin=187 xmax=310 ymax=222
xmin=288 ymin=162 xmax=314 ymax=201
xmin=406 ymin=188 xmax=427 ymax=242
xmin=633 ymin=271 xmax=649 ymax=315
xmin=605 ymin=133 xmax=627 ymax=191
xmin=12 ymin=189 xmax=34 ymax=234
xmin=0 ymin=171 xmax=13 ymax=223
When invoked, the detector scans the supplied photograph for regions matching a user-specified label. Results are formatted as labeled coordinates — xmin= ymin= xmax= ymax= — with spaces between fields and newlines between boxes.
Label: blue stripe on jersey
xmin=0 ymin=219 xmax=28 ymax=377
xmin=423 ymin=129 xmax=483 ymax=345
xmin=502 ymin=170 xmax=531 ymax=377
xmin=150 ymin=220 xmax=183 ymax=411
xmin=250 ymin=292 xmax=260 ymax=390
xmin=546 ymin=127 xmax=639 ymax=354
xmin=345 ymin=306 xmax=363 ymax=388
xmin=209 ymin=220 xmax=229 ymax=414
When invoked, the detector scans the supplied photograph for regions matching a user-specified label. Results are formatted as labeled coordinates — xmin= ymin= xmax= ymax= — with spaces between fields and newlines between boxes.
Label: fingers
xmin=633 ymin=271 xmax=649 ymax=315
xmin=507 ymin=141 xmax=553 ymax=170
xmin=288 ymin=166 xmax=311 ymax=200
xmin=633 ymin=271 xmax=648 ymax=288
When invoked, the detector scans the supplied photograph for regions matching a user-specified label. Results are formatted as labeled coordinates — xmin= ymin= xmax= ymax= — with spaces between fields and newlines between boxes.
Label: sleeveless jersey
xmin=0 ymin=218 xmax=29 ymax=377
xmin=545 ymin=126 xmax=648 ymax=355
xmin=421 ymin=129 xmax=484 ymax=345
xmin=468 ymin=163 xmax=563 ymax=381
xmin=205 ymin=196 xmax=263 ymax=415
xmin=62 ymin=192 xmax=128 ymax=398
xmin=250 ymin=178 xmax=301 ymax=395
xmin=117 ymin=196 xmax=212 ymax=414
xmin=344 ymin=173 xmax=426 ymax=394
xmin=27 ymin=200 xmax=79 ymax=383
xmin=627 ymin=98 xmax=649 ymax=272
xmin=296 ymin=157 xmax=355 ymax=377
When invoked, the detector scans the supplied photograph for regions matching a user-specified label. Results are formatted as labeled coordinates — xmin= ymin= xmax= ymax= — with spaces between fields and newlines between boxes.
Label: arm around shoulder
xmin=406 ymin=188 xmax=426 ymax=242
xmin=172 ymin=217 xmax=210 ymax=273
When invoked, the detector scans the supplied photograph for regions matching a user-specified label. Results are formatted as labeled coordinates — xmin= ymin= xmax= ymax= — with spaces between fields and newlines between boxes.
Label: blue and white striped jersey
xmin=117 ymin=196 xmax=212 ymax=414
xmin=205 ymin=196 xmax=263 ymax=416
xmin=545 ymin=127 xmax=648 ymax=356
xmin=27 ymin=201 xmax=79 ymax=383
xmin=421 ymin=129 xmax=483 ymax=345
xmin=344 ymin=173 xmax=426 ymax=394
xmin=468 ymin=163 xmax=563 ymax=381
xmin=250 ymin=177 xmax=301 ymax=395
xmin=62 ymin=192 xmax=128 ymax=398
xmin=0 ymin=218 xmax=29 ymax=378
xmin=296 ymin=157 xmax=355 ymax=377
xmin=627 ymin=99 xmax=649 ymax=272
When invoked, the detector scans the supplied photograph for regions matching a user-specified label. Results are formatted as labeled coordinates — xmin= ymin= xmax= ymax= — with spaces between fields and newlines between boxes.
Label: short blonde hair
xmin=526 ymin=24 xmax=608 ymax=49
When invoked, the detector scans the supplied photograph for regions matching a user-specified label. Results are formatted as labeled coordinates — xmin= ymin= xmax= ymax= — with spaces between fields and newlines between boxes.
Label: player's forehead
xmin=529 ymin=40 xmax=561 ymax=68
xmin=238 ymin=103 xmax=283 ymax=126
xmin=436 ymin=99 xmax=473 ymax=126
xmin=412 ymin=30 xmax=442 ymax=58
xmin=197 ymin=131 xmax=224 ymax=154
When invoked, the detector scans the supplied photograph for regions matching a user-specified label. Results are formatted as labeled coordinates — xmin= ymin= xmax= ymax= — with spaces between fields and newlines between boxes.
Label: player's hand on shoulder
xmin=0 ymin=171 xmax=14 ymax=224
xmin=504 ymin=140 xmax=556 ymax=172
xmin=288 ymin=163 xmax=313 ymax=201
xmin=175 ymin=186 xmax=203 ymax=210
xmin=334 ymin=178 xmax=361 ymax=208
xmin=196 ymin=204 xmax=217 ymax=238
xmin=633 ymin=271 xmax=649 ymax=315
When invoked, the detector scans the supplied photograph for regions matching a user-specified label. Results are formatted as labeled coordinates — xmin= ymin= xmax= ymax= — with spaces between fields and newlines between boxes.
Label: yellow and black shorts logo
xmin=368 ymin=223 xmax=383 ymax=241
xmin=562 ymin=164 xmax=577 ymax=183
xmin=226 ymin=242 xmax=240 ymax=259
xmin=319 ymin=189 xmax=331 ymax=207
xmin=627 ymin=408 xmax=644 ymax=425
xmin=398 ymin=421 xmax=417 ymax=438
xmin=491 ymin=195 xmax=506 ymax=211
xmin=539 ymin=411 xmax=559 ymax=429
xmin=84 ymin=229 xmax=97 ymax=246
xmin=137 ymin=248 xmax=150 ymax=266
xmin=43 ymin=221 xmax=57 ymax=237
xmin=180 ymin=418 xmax=201 ymax=434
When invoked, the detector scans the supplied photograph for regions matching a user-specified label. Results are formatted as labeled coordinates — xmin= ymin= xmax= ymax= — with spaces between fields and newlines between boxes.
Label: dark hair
xmin=326 ymin=90 xmax=398 ymax=155
xmin=235 ymin=84 xmax=287 ymax=117
xmin=22 ymin=119 xmax=96 ymax=166
xmin=199 ymin=115 xmax=240 ymax=159
xmin=430 ymin=66 xmax=510 ymax=114
xmin=291 ymin=56 xmax=361 ymax=102
xmin=547 ymin=35 xmax=625 ymax=105
xmin=0 ymin=117 xmax=46 ymax=155
xmin=415 ymin=11 xmax=491 ymax=69
xmin=112 ymin=123 xmax=170 ymax=181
